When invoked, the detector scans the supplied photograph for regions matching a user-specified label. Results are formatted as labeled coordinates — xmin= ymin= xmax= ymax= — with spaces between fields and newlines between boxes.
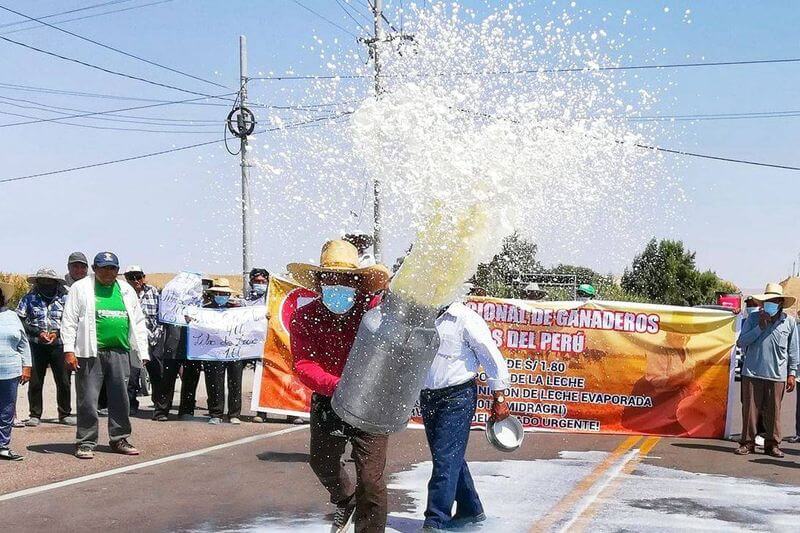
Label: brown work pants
xmin=740 ymin=376 xmax=786 ymax=449
xmin=309 ymin=394 xmax=388 ymax=533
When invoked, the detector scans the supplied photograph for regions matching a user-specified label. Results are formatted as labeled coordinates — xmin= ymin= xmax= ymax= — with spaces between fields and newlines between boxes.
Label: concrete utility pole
xmin=239 ymin=35 xmax=252 ymax=294
xmin=370 ymin=0 xmax=385 ymax=262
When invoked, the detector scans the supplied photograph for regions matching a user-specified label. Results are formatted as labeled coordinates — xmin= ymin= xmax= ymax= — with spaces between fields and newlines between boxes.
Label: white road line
xmin=0 ymin=425 xmax=308 ymax=503
xmin=556 ymin=448 xmax=640 ymax=533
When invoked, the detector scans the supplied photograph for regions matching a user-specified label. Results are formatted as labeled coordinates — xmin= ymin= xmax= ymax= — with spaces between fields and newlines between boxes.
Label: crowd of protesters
xmin=2 ymin=242 xmax=800 ymax=532
xmin=0 ymin=250 xmax=281 ymax=462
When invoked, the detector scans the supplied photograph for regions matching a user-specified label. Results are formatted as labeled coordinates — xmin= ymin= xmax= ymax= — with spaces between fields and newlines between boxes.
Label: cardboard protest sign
xmin=158 ymin=272 xmax=203 ymax=326
xmin=186 ymin=305 xmax=268 ymax=361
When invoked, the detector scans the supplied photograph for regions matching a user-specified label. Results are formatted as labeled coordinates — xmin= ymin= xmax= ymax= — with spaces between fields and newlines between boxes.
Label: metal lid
xmin=485 ymin=415 xmax=524 ymax=452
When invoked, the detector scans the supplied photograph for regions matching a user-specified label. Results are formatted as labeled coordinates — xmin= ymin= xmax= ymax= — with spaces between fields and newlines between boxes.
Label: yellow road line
xmin=531 ymin=435 xmax=644 ymax=532
xmin=570 ymin=436 xmax=662 ymax=533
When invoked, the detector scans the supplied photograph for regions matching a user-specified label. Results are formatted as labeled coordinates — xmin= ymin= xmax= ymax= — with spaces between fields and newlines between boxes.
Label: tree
xmin=472 ymin=233 xmax=540 ymax=298
xmin=621 ymin=238 xmax=725 ymax=306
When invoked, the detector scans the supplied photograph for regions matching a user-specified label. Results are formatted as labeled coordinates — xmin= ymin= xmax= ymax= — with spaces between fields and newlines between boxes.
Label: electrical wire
xmin=0 ymin=108 xmax=220 ymax=134
xmin=0 ymin=112 xmax=354 ymax=184
xmin=0 ymin=34 xmax=227 ymax=99
xmin=1 ymin=1 xmax=174 ymax=35
xmin=0 ymin=4 xmax=228 ymax=89
xmin=621 ymin=110 xmax=800 ymax=122
xmin=291 ymin=0 xmax=360 ymax=40
xmin=334 ymin=0 xmax=369 ymax=35
xmin=458 ymin=107 xmax=800 ymax=171
xmin=0 ymin=94 xmax=222 ymax=126
xmin=0 ymin=0 xmax=132 ymax=29
xmin=251 ymin=56 xmax=800 ymax=81
xmin=0 ymin=92 xmax=237 ymax=128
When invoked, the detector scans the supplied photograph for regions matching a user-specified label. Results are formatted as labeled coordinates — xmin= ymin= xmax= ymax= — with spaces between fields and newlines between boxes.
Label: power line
xmin=0 ymin=0 xmax=132 ymax=29
xmin=334 ymin=0 xmax=369 ymax=34
xmin=0 ymin=112 xmax=354 ymax=184
xmin=0 ymin=34 xmax=225 ymax=99
xmin=0 ymin=95 xmax=222 ymax=127
xmin=0 ymin=4 xmax=228 ymax=90
xmin=250 ymin=56 xmax=800 ymax=81
xmin=0 ymin=108 xmax=220 ymax=134
xmin=0 ymin=92 xmax=237 ymax=128
xmin=622 ymin=110 xmax=800 ymax=122
xmin=458 ymin=107 xmax=800 ymax=172
xmin=290 ymin=0 xmax=360 ymax=40
xmin=1 ymin=1 xmax=174 ymax=35
xmin=0 ymin=81 xmax=233 ymax=106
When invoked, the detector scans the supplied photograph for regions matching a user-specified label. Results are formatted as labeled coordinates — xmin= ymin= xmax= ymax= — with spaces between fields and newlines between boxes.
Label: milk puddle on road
xmin=186 ymin=452 xmax=797 ymax=532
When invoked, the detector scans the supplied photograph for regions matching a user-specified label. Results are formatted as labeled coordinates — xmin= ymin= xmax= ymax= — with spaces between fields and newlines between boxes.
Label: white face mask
xmin=252 ymin=283 xmax=267 ymax=295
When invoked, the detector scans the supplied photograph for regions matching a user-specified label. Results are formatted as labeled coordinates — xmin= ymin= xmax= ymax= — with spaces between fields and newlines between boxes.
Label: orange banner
xmin=253 ymin=280 xmax=736 ymax=438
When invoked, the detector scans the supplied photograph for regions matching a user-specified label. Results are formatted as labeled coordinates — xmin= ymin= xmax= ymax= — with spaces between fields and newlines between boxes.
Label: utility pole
xmin=239 ymin=35 xmax=252 ymax=294
xmin=370 ymin=0 xmax=385 ymax=262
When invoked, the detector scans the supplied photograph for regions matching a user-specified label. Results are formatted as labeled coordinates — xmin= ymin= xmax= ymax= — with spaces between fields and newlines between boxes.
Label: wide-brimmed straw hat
xmin=751 ymin=282 xmax=796 ymax=307
xmin=0 ymin=280 xmax=15 ymax=303
xmin=208 ymin=277 xmax=234 ymax=294
xmin=287 ymin=239 xmax=390 ymax=293
xmin=27 ymin=267 xmax=66 ymax=286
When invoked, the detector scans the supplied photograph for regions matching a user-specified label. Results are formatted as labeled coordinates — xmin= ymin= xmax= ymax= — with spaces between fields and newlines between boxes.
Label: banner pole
xmin=723 ymin=344 xmax=737 ymax=440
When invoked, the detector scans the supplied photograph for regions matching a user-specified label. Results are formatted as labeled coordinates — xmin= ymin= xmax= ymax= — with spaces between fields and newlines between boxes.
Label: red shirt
xmin=290 ymin=295 xmax=380 ymax=397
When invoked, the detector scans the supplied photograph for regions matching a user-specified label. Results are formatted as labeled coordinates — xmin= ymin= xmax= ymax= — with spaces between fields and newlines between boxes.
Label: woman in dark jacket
xmin=151 ymin=322 xmax=202 ymax=421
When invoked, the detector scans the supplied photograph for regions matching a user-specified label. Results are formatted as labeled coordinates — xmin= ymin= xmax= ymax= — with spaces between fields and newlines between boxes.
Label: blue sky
xmin=0 ymin=0 xmax=798 ymax=291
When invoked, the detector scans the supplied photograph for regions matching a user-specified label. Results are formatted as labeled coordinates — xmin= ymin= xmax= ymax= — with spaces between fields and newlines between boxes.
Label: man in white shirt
xmin=420 ymin=297 xmax=511 ymax=532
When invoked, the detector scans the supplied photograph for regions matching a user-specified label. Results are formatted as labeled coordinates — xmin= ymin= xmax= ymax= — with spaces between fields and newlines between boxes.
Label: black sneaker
xmin=332 ymin=495 xmax=356 ymax=530
xmin=0 ymin=447 xmax=23 ymax=461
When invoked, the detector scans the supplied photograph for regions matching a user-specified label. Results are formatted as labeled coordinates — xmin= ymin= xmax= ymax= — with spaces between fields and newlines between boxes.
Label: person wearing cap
xmin=64 ymin=252 xmax=89 ymax=288
xmin=288 ymin=239 xmax=391 ymax=532
xmin=16 ymin=268 xmax=74 ymax=427
xmin=246 ymin=268 xmax=270 ymax=305
xmin=419 ymin=286 xmax=511 ymax=532
xmin=202 ymin=278 xmax=245 ymax=425
xmin=0 ymin=280 xmax=32 ymax=461
xmin=123 ymin=266 xmax=162 ymax=414
xmin=576 ymin=283 xmax=597 ymax=301
xmin=735 ymin=282 xmax=799 ymax=458
xmin=61 ymin=252 xmax=150 ymax=459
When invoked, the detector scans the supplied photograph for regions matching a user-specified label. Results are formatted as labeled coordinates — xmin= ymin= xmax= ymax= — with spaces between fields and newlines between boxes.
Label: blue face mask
xmin=214 ymin=295 xmax=230 ymax=306
xmin=763 ymin=301 xmax=780 ymax=317
xmin=252 ymin=283 xmax=267 ymax=296
xmin=745 ymin=306 xmax=759 ymax=315
xmin=322 ymin=285 xmax=357 ymax=314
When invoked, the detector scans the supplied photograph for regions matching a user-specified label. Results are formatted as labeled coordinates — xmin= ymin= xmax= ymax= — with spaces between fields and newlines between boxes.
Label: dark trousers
xmin=420 ymin=379 xmax=483 ymax=529
xmin=309 ymin=394 xmax=388 ymax=533
xmin=75 ymin=350 xmax=132 ymax=447
xmin=741 ymin=376 xmax=786 ymax=449
xmin=28 ymin=342 xmax=71 ymax=419
xmin=152 ymin=360 xmax=201 ymax=418
xmin=204 ymin=360 xmax=244 ymax=418
xmin=0 ymin=377 xmax=19 ymax=448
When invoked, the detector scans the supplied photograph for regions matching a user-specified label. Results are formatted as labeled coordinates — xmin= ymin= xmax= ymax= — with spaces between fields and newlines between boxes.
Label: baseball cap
xmin=68 ymin=251 xmax=88 ymax=265
xmin=93 ymin=252 xmax=120 ymax=268
xmin=124 ymin=265 xmax=144 ymax=275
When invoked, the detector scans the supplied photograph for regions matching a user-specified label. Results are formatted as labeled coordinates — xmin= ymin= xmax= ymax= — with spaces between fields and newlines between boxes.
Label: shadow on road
xmin=256 ymin=451 xmax=310 ymax=462
xmin=751 ymin=458 xmax=800 ymax=469
xmin=27 ymin=443 xmax=113 ymax=456
xmin=670 ymin=442 xmax=735 ymax=454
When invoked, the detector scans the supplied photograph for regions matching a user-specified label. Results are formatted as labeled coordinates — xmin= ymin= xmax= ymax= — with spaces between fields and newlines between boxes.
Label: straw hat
xmin=751 ymin=282 xmax=796 ymax=307
xmin=287 ymin=239 xmax=390 ymax=293
xmin=523 ymin=282 xmax=547 ymax=300
xmin=208 ymin=277 xmax=233 ymax=294
xmin=27 ymin=267 xmax=66 ymax=286
xmin=0 ymin=280 xmax=15 ymax=304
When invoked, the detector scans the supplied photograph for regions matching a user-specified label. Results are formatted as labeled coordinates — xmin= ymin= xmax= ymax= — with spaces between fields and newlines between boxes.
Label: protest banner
xmin=158 ymin=272 xmax=203 ymax=326
xmin=252 ymin=280 xmax=736 ymax=438
xmin=251 ymin=277 xmax=315 ymax=417
xmin=186 ymin=305 xmax=268 ymax=361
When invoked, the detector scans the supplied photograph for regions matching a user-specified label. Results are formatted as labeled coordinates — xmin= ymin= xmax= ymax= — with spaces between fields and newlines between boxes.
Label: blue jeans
xmin=0 ymin=377 xmax=19 ymax=448
xmin=420 ymin=379 xmax=483 ymax=528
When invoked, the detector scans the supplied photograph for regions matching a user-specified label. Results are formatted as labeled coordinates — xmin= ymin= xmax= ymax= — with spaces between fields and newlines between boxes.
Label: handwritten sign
xmin=186 ymin=305 xmax=268 ymax=361
xmin=158 ymin=272 xmax=203 ymax=326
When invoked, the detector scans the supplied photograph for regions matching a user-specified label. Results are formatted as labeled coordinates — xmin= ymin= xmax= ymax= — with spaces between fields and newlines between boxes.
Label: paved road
xmin=1 ymin=375 xmax=799 ymax=532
